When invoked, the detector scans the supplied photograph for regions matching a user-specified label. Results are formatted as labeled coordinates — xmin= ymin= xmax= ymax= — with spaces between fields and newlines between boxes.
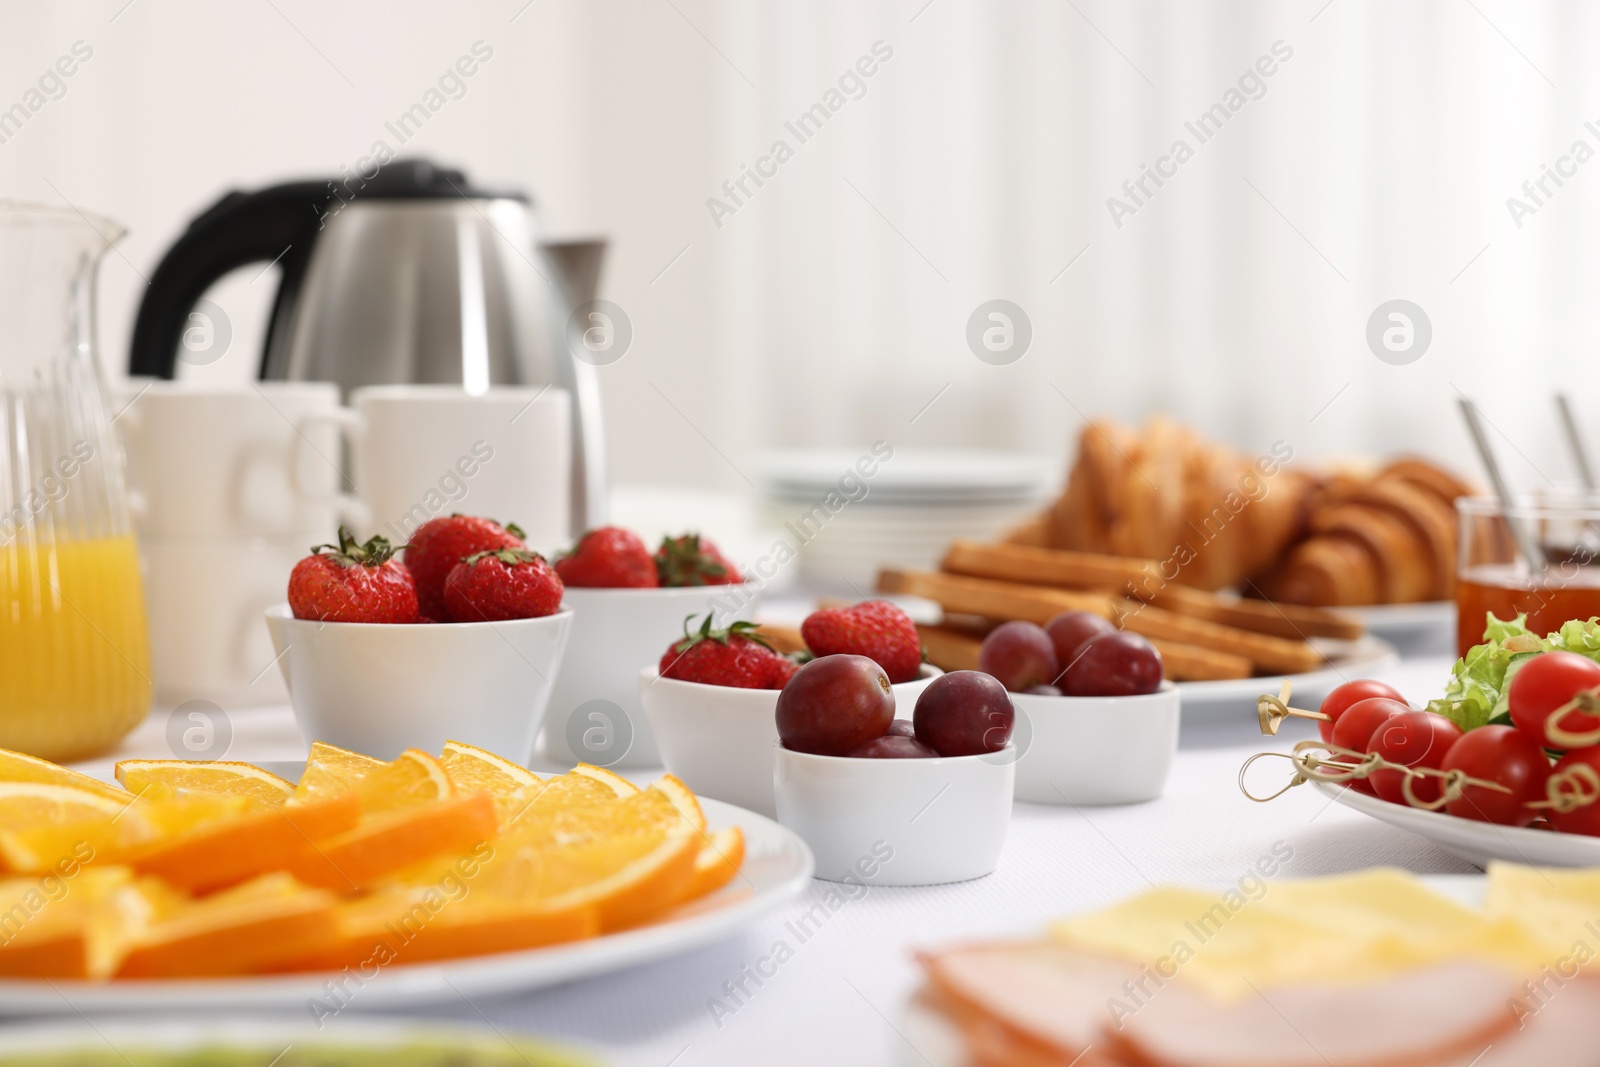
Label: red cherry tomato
xmin=1318 ymin=679 xmax=1406 ymax=743
xmin=1508 ymin=651 xmax=1600 ymax=750
xmin=1440 ymin=725 xmax=1552 ymax=826
xmin=1327 ymin=696 xmax=1409 ymax=795
xmin=1366 ymin=711 xmax=1464 ymax=806
xmin=1547 ymin=747 xmax=1600 ymax=837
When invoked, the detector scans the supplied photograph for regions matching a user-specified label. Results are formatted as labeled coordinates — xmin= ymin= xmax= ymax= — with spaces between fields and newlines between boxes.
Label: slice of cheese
xmin=1050 ymin=868 xmax=1546 ymax=1000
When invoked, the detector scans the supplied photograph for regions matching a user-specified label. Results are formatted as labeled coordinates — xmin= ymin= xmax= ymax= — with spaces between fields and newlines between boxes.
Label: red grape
xmin=1043 ymin=611 xmax=1115 ymax=670
xmin=1547 ymin=747 xmax=1600 ymax=836
xmin=886 ymin=719 xmax=915 ymax=737
xmin=1365 ymin=711 xmax=1463 ymax=806
xmin=775 ymin=654 xmax=895 ymax=756
xmin=1441 ymin=725 xmax=1551 ymax=826
xmin=978 ymin=621 xmax=1060 ymax=692
xmin=1061 ymin=632 xmax=1163 ymax=697
xmin=913 ymin=670 xmax=1014 ymax=757
xmin=848 ymin=735 xmax=938 ymax=758
xmin=1317 ymin=679 xmax=1405 ymax=743
xmin=1508 ymin=651 xmax=1600 ymax=749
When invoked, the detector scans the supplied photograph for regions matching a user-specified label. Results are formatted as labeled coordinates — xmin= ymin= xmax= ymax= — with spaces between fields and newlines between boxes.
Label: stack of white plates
xmin=756 ymin=449 xmax=1057 ymax=590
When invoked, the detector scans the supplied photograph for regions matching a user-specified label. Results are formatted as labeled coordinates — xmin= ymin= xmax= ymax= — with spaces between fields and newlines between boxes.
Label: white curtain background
xmin=2 ymin=0 xmax=1596 ymax=496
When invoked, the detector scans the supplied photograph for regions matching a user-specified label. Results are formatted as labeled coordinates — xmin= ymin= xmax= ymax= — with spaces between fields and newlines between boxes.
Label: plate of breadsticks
xmin=879 ymin=539 xmax=1397 ymax=724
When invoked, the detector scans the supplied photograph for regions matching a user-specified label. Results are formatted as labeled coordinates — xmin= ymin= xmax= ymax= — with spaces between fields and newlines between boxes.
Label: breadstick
xmin=916 ymin=624 xmax=983 ymax=673
xmin=882 ymin=567 xmax=1317 ymax=674
xmin=941 ymin=539 xmax=1159 ymax=593
xmin=1145 ymin=638 xmax=1253 ymax=681
xmin=942 ymin=539 xmax=1362 ymax=640
xmin=877 ymin=568 xmax=1116 ymax=623
xmin=1112 ymin=600 xmax=1323 ymax=674
xmin=918 ymin=622 xmax=1248 ymax=681
xmin=752 ymin=623 xmax=807 ymax=655
xmin=1143 ymin=584 xmax=1364 ymax=641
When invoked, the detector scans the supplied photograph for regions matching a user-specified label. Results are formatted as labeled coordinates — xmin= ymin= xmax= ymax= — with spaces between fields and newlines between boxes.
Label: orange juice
xmin=0 ymin=535 xmax=152 ymax=760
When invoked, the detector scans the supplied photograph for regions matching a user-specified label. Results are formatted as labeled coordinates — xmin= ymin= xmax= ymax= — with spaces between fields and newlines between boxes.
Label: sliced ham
xmin=1109 ymin=960 xmax=1519 ymax=1067
xmin=919 ymin=943 xmax=1557 ymax=1067
xmin=1448 ymin=977 xmax=1600 ymax=1067
xmin=920 ymin=941 xmax=1141 ymax=1063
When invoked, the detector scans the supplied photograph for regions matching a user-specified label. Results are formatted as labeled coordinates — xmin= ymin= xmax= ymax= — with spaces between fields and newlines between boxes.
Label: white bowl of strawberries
xmin=639 ymin=600 xmax=941 ymax=817
xmin=265 ymin=519 xmax=571 ymax=762
xmin=536 ymin=526 xmax=762 ymax=769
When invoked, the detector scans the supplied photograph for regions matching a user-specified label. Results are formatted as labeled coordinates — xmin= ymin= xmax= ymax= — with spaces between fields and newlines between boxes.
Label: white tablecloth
xmin=59 ymin=657 xmax=1471 ymax=1066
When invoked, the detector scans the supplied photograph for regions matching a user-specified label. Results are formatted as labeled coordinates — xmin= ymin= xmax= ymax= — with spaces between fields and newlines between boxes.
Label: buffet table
xmin=61 ymin=656 xmax=1473 ymax=1066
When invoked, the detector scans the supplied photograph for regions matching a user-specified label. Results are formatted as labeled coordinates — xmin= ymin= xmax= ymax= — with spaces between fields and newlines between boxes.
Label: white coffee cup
xmin=113 ymin=380 xmax=351 ymax=538
xmin=142 ymin=537 xmax=300 ymax=707
xmin=298 ymin=385 xmax=572 ymax=551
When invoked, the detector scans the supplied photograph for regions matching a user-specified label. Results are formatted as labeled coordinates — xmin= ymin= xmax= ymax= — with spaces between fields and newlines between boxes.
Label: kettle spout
xmin=541 ymin=239 xmax=606 ymax=309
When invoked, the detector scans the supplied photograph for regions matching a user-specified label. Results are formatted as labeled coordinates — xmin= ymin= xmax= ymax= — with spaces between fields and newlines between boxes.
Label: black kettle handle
xmin=128 ymin=181 xmax=332 ymax=379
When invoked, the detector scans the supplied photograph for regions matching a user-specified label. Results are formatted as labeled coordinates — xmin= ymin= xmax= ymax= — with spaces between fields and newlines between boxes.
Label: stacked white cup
xmin=114 ymin=380 xmax=351 ymax=709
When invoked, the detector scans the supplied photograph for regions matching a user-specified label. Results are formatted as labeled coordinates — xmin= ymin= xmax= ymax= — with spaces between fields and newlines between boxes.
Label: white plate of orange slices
xmin=0 ymin=740 xmax=813 ymax=1012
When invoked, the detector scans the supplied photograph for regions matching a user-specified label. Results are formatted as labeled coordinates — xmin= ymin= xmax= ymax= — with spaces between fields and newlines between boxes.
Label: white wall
xmin=3 ymin=0 xmax=1597 ymax=496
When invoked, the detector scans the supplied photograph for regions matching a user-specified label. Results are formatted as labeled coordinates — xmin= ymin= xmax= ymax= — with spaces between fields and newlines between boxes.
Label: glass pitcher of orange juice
xmin=0 ymin=203 xmax=150 ymax=760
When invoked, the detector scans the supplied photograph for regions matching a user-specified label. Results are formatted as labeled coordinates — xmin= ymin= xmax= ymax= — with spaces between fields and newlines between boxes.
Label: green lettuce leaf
xmin=1429 ymin=612 xmax=1600 ymax=730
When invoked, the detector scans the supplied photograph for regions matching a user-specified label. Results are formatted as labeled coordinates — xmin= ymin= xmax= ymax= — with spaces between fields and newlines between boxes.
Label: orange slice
xmin=294 ymin=741 xmax=384 ymax=802
xmin=115 ymin=872 xmax=340 ymax=978
xmin=0 ymin=795 xmax=246 ymax=876
xmin=572 ymin=764 xmax=641 ymax=799
xmin=440 ymin=740 xmax=539 ymax=827
xmin=295 ymin=792 xmax=499 ymax=891
xmin=355 ymin=749 xmax=454 ymax=815
xmin=272 ymin=889 xmax=599 ymax=972
xmin=684 ymin=826 xmax=745 ymax=902
xmin=492 ymin=782 xmax=702 ymax=931
xmin=441 ymin=739 xmax=540 ymax=793
xmin=0 ymin=868 xmax=141 ymax=979
xmin=499 ymin=764 xmax=638 ymax=834
xmin=0 ymin=817 xmax=121 ymax=876
xmin=0 ymin=749 xmax=130 ymax=803
xmin=126 ymin=793 xmax=361 ymax=894
xmin=653 ymin=774 xmax=707 ymax=833
xmin=115 ymin=759 xmax=294 ymax=806
xmin=0 ymin=781 xmax=133 ymax=825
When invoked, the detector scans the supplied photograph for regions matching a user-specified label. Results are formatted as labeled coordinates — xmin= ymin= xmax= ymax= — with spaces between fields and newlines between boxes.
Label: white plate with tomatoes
xmin=1305 ymin=650 xmax=1600 ymax=869
xmin=1313 ymin=780 xmax=1600 ymax=868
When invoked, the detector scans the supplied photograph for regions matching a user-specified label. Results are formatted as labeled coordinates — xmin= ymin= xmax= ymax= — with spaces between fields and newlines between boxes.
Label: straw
xmin=1556 ymin=394 xmax=1597 ymax=491
xmin=1457 ymin=396 xmax=1546 ymax=570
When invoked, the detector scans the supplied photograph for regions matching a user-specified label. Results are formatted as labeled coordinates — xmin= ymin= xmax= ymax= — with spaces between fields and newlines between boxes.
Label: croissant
xmin=1027 ymin=419 xmax=1474 ymax=606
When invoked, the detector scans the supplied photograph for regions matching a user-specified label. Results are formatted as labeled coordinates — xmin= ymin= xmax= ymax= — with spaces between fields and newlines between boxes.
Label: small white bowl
xmin=639 ymin=663 xmax=942 ymax=818
xmin=264 ymin=604 xmax=573 ymax=763
xmin=538 ymin=583 xmax=762 ymax=768
xmin=773 ymin=741 xmax=1014 ymax=885
xmin=1010 ymin=682 xmax=1180 ymax=805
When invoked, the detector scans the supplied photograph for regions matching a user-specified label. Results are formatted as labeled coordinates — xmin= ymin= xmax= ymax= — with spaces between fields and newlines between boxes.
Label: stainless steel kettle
xmin=129 ymin=159 xmax=606 ymax=532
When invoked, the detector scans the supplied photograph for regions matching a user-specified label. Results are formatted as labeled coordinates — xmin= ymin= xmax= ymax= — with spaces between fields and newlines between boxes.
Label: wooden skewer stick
xmin=1256 ymin=681 xmax=1331 ymax=736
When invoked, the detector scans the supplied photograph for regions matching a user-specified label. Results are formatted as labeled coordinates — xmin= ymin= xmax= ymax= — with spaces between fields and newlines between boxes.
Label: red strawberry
xmin=289 ymin=527 xmax=419 ymax=624
xmin=555 ymin=526 xmax=659 ymax=588
xmin=658 ymin=615 xmax=784 ymax=688
xmin=443 ymin=548 xmax=564 ymax=622
xmin=405 ymin=515 xmax=526 ymax=620
xmin=801 ymin=600 xmax=923 ymax=683
xmin=655 ymin=533 xmax=742 ymax=586
xmin=769 ymin=655 xmax=800 ymax=690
